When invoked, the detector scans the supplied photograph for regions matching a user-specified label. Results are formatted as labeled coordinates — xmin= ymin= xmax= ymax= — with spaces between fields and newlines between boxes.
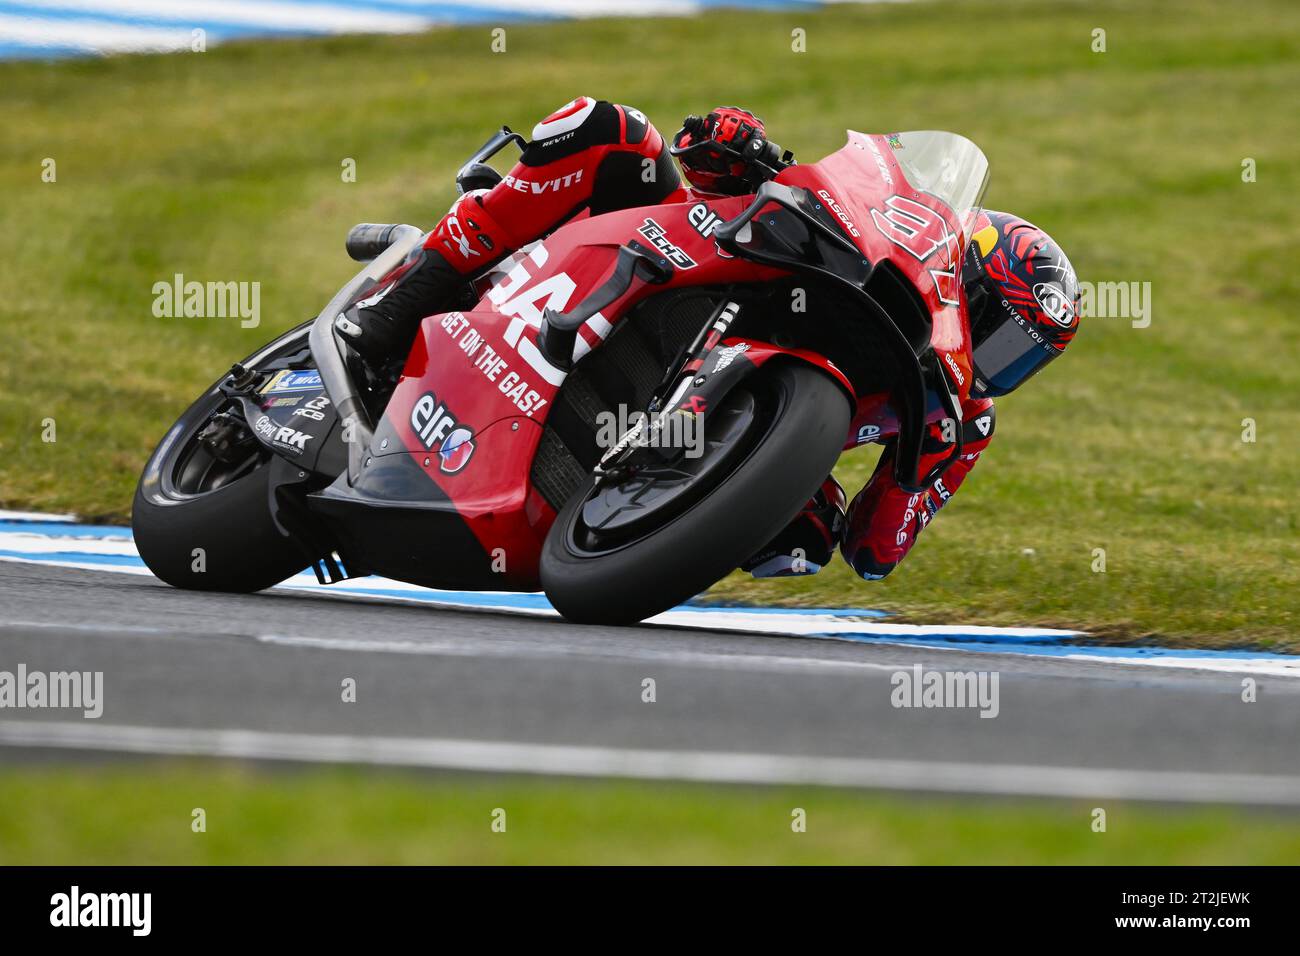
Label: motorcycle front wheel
xmin=540 ymin=361 xmax=851 ymax=625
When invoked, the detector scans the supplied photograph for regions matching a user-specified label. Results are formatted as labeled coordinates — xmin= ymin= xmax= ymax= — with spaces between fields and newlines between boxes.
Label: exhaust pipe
xmin=345 ymin=223 xmax=408 ymax=263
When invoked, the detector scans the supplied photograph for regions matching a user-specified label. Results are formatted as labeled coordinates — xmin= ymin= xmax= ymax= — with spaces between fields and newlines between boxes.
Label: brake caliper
xmin=196 ymin=412 xmax=255 ymax=464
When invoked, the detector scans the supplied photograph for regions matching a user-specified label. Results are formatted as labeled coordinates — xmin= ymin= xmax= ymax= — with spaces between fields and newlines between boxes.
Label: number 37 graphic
xmin=870 ymin=195 xmax=962 ymax=306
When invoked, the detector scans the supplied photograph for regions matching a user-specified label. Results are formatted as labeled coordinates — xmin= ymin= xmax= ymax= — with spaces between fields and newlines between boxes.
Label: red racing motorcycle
xmin=133 ymin=128 xmax=990 ymax=624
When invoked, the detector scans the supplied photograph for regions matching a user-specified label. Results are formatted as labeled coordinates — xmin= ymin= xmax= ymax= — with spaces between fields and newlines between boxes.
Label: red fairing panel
xmin=726 ymin=338 xmax=855 ymax=400
xmin=375 ymin=197 xmax=789 ymax=587
xmin=777 ymin=132 xmax=976 ymax=406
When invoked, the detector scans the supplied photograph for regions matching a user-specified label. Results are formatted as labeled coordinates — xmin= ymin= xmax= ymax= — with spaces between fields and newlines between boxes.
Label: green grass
xmin=0 ymin=1 xmax=1296 ymax=647
xmin=2 ymin=763 xmax=1298 ymax=864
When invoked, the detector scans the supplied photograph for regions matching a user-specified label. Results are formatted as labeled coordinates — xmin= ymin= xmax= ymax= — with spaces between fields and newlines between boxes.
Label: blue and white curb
xmin=0 ymin=0 xmax=850 ymax=60
xmin=2 ymin=511 xmax=1296 ymax=676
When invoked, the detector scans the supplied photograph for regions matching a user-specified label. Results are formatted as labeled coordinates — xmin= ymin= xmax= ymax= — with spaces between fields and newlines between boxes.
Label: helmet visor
xmin=970 ymin=305 xmax=1057 ymax=396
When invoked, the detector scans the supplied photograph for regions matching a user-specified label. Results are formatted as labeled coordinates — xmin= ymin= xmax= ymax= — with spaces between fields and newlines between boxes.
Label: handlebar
xmin=676 ymin=113 xmax=793 ymax=179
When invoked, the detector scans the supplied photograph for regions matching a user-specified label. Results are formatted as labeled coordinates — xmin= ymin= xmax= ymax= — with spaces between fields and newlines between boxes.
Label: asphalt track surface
xmin=2 ymin=559 xmax=1299 ymax=805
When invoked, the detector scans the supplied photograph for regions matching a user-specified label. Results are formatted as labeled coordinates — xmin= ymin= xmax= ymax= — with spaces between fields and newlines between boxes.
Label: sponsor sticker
xmin=261 ymin=369 xmax=322 ymax=394
xmin=291 ymin=394 xmax=331 ymax=422
xmin=439 ymin=427 xmax=476 ymax=475
xmin=943 ymin=351 xmax=966 ymax=386
xmin=410 ymin=391 xmax=477 ymax=474
xmin=637 ymin=218 xmax=697 ymax=270
xmin=253 ymin=414 xmax=313 ymax=454
xmin=501 ymin=170 xmax=584 ymax=194
xmin=688 ymin=203 xmax=734 ymax=258
xmin=816 ymin=189 xmax=861 ymax=238
xmin=709 ymin=342 xmax=750 ymax=373
xmin=1033 ymin=281 xmax=1075 ymax=326
xmin=856 ymin=423 xmax=882 ymax=444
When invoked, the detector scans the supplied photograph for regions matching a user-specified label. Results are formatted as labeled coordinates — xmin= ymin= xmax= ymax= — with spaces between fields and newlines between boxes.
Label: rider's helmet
xmin=670 ymin=107 xmax=782 ymax=196
xmin=962 ymin=210 xmax=1081 ymax=397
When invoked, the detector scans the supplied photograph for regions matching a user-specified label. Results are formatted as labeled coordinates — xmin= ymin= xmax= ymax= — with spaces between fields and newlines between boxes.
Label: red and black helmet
xmin=962 ymin=210 xmax=1081 ymax=397
xmin=670 ymin=106 xmax=787 ymax=196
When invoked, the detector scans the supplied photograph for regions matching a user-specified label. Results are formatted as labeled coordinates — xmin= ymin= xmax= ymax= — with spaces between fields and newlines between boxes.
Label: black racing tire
xmin=131 ymin=326 xmax=313 ymax=593
xmin=540 ymin=361 xmax=851 ymax=625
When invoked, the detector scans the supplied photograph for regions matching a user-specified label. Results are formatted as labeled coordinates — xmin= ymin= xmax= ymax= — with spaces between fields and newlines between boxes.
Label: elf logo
xmin=439 ymin=426 xmax=476 ymax=474
xmin=688 ymin=203 xmax=734 ymax=258
xmin=410 ymin=391 xmax=476 ymax=473
xmin=688 ymin=203 xmax=724 ymax=238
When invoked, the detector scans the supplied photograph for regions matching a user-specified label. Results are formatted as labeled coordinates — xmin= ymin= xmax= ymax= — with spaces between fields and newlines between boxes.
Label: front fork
xmin=595 ymin=298 xmax=744 ymax=475
xmin=595 ymin=296 xmax=856 ymax=479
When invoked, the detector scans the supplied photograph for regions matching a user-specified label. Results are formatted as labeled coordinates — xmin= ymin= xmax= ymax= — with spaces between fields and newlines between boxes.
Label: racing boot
xmin=741 ymin=476 xmax=846 ymax=578
xmin=335 ymin=248 xmax=463 ymax=369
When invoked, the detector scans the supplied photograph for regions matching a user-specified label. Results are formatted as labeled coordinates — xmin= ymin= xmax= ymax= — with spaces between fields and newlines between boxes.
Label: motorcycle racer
xmin=336 ymin=97 xmax=686 ymax=365
xmin=336 ymin=101 xmax=781 ymax=366
xmin=335 ymin=98 xmax=1081 ymax=584
xmin=746 ymin=211 xmax=1080 ymax=580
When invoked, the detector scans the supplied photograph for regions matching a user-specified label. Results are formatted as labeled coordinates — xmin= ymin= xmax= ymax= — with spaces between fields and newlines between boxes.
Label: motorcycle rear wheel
xmin=132 ymin=325 xmax=314 ymax=593
xmin=540 ymin=362 xmax=851 ymax=625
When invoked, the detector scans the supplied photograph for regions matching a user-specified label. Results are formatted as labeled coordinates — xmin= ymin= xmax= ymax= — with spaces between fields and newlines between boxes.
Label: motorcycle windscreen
xmin=875 ymin=130 xmax=990 ymax=260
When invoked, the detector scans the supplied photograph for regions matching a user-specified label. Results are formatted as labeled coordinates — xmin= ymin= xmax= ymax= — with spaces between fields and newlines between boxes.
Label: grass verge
xmin=2 ymin=763 xmax=1299 ymax=865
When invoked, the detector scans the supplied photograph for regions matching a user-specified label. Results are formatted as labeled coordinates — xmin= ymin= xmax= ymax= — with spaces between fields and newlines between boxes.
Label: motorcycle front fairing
xmin=715 ymin=130 xmax=989 ymax=492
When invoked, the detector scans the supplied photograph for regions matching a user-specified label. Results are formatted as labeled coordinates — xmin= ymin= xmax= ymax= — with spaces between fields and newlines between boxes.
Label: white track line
xmin=0 ymin=510 xmax=76 ymax=522
xmin=2 ymin=720 xmax=1298 ymax=805
xmin=0 ymin=15 xmax=196 ymax=52
xmin=363 ymin=0 xmax=702 ymax=16
xmin=255 ymin=633 xmax=1300 ymax=679
xmin=11 ymin=1 xmax=432 ymax=34
xmin=0 ymin=537 xmax=136 ymax=556
xmin=253 ymin=633 xmax=907 ymax=673
xmin=0 ymin=619 xmax=907 ymax=674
